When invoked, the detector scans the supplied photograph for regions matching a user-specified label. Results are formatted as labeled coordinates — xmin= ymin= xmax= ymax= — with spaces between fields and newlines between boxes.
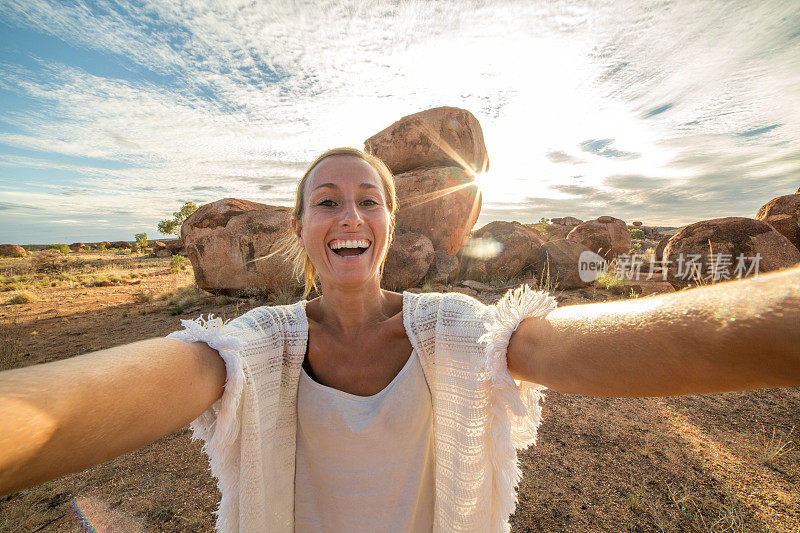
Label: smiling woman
xmin=0 ymin=148 xmax=799 ymax=533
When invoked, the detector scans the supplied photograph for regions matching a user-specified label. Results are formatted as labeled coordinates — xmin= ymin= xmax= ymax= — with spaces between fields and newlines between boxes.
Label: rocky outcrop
xmin=425 ymin=250 xmax=459 ymax=284
xmin=663 ymin=217 xmax=800 ymax=287
xmin=755 ymin=194 xmax=800 ymax=252
xmin=365 ymin=107 xmax=489 ymax=175
xmin=394 ymin=167 xmax=481 ymax=254
xmin=566 ymin=216 xmax=631 ymax=261
xmin=0 ymin=244 xmax=26 ymax=257
xmin=154 ymin=239 xmax=184 ymax=255
xmin=459 ymin=221 xmax=544 ymax=282
xmin=381 ymin=232 xmax=434 ymax=291
xmin=654 ymin=235 xmax=671 ymax=261
xmin=530 ymin=239 xmax=594 ymax=289
xmin=632 ymin=221 xmax=643 ymax=227
xmin=550 ymin=216 xmax=582 ymax=227
xmin=181 ymin=198 xmax=296 ymax=295
xmin=69 ymin=242 xmax=85 ymax=252
xmin=111 ymin=241 xmax=132 ymax=249
xmin=542 ymin=223 xmax=572 ymax=240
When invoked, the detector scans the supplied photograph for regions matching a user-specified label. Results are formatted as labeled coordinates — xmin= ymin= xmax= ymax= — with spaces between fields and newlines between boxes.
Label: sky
xmin=1 ymin=0 xmax=799 ymax=244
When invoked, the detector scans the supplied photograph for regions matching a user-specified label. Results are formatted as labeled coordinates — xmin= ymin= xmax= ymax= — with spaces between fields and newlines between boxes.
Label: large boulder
xmin=542 ymin=223 xmax=572 ymax=240
xmin=111 ymin=241 xmax=132 ymax=249
xmin=530 ymin=239 xmax=594 ymax=289
xmin=365 ymin=107 xmax=489 ymax=174
xmin=165 ymin=238 xmax=185 ymax=255
xmin=181 ymin=198 xmax=296 ymax=295
xmin=381 ymin=232 xmax=434 ymax=291
xmin=755 ymin=194 xmax=800 ymax=252
xmin=654 ymin=235 xmax=671 ymax=261
xmin=459 ymin=221 xmax=544 ymax=282
xmin=394 ymin=167 xmax=481 ymax=254
xmin=663 ymin=217 xmax=800 ymax=287
xmin=425 ymin=250 xmax=459 ymax=284
xmin=566 ymin=216 xmax=631 ymax=261
xmin=0 ymin=244 xmax=26 ymax=257
xmin=69 ymin=242 xmax=85 ymax=252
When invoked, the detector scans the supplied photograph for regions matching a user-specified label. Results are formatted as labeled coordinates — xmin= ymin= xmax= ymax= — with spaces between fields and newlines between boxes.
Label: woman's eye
xmin=317 ymin=200 xmax=336 ymax=207
xmin=361 ymin=199 xmax=378 ymax=206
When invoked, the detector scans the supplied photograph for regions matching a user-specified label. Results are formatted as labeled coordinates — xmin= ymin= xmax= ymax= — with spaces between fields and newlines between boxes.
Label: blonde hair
xmin=272 ymin=147 xmax=396 ymax=298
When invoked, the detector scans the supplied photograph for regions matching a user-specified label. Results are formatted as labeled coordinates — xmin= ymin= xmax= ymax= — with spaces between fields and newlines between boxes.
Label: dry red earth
xmin=0 ymin=254 xmax=798 ymax=532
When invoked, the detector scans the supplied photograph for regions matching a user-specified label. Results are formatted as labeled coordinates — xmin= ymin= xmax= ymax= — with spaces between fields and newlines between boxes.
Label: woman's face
xmin=293 ymin=155 xmax=394 ymax=291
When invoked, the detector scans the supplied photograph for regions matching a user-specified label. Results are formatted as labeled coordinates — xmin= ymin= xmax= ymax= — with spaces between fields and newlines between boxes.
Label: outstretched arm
xmin=507 ymin=262 xmax=800 ymax=397
xmin=0 ymin=338 xmax=225 ymax=496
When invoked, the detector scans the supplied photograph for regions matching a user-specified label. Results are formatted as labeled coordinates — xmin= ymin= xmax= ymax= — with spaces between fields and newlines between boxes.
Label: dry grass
xmin=6 ymin=291 xmax=36 ymax=305
xmin=160 ymin=284 xmax=212 ymax=314
xmin=755 ymin=425 xmax=795 ymax=467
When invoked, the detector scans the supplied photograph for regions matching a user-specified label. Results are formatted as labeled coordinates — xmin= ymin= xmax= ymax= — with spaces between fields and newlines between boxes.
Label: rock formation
xmin=381 ymin=232 xmax=434 ymax=291
xmin=425 ymin=250 xmax=459 ymax=284
xmin=0 ymin=244 xmax=26 ymax=257
xmin=393 ymin=167 xmax=481 ymax=254
xmin=459 ymin=221 xmax=544 ymax=282
xmin=566 ymin=216 xmax=631 ymax=261
xmin=181 ymin=198 xmax=296 ymax=295
xmin=755 ymin=194 xmax=800 ymax=252
xmin=365 ymin=107 xmax=489 ymax=175
xmin=530 ymin=239 xmax=594 ymax=289
xmin=663 ymin=217 xmax=800 ymax=287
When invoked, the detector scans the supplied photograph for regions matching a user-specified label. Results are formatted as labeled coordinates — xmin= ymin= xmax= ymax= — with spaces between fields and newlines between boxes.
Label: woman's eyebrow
xmin=311 ymin=182 xmax=380 ymax=191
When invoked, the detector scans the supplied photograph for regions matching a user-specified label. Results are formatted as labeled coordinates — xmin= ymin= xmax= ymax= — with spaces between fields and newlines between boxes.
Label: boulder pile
xmin=365 ymin=107 xmax=486 ymax=288
xmin=181 ymin=199 xmax=296 ymax=296
xmin=177 ymin=109 xmax=800 ymax=298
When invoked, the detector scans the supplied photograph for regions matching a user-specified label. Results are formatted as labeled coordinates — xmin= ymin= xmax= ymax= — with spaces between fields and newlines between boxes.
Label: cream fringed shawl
xmin=166 ymin=286 xmax=557 ymax=532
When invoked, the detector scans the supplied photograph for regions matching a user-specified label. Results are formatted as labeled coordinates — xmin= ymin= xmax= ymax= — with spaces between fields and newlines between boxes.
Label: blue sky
xmin=1 ymin=0 xmax=799 ymax=244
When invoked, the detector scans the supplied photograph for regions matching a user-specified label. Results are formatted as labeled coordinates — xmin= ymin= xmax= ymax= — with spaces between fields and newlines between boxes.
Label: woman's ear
xmin=291 ymin=216 xmax=303 ymax=244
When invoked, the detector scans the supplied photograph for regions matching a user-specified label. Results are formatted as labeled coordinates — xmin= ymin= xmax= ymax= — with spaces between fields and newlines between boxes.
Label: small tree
xmin=135 ymin=232 xmax=149 ymax=253
xmin=158 ymin=201 xmax=198 ymax=236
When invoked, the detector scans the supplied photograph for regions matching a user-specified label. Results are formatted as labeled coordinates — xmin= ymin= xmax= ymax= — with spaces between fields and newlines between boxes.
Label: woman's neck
xmin=310 ymin=281 xmax=399 ymax=337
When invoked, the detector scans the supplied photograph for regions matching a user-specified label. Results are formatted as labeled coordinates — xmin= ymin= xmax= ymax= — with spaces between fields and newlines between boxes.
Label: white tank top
xmin=294 ymin=349 xmax=435 ymax=532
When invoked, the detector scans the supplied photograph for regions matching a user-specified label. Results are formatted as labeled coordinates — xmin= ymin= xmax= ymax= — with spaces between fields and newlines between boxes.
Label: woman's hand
xmin=0 ymin=338 xmax=226 ymax=496
xmin=507 ymin=262 xmax=800 ymax=397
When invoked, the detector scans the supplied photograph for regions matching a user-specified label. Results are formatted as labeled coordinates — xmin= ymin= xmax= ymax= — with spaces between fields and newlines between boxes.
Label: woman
xmin=0 ymin=147 xmax=798 ymax=532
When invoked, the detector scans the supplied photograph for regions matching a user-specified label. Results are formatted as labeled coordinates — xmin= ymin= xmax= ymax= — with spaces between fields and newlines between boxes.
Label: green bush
xmin=158 ymin=201 xmax=198 ymax=236
xmin=170 ymin=255 xmax=186 ymax=273
xmin=135 ymin=232 xmax=149 ymax=253
xmin=96 ymin=242 xmax=107 ymax=252
xmin=46 ymin=243 xmax=70 ymax=254
xmin=630 ymin=229 xmax=645 ymax=239
xmin=531 ymin=217 xmax=550 ymax=233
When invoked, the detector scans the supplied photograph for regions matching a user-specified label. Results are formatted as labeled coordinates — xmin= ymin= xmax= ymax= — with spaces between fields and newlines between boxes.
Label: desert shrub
xmin=595 ymin=269 xmax=623 ymax=290
xmin=33 ymin=250 xmax=69 ymax=273
xmin=7 ymin=291 xmax=35 ymax=305
xmin=161 ymin=284 xmax=210 ymax=308
xmin=135 ymin=232 xmax=149 ymax=253
xmin=169 ymin=255 xmax=186 ymax=273
xmin=630 ymin=229 xmax=645 ymax=239
xmin=96 ymin=242 xmax=107 ymax=252
xmin=46 ymin=243 xmax=70 ymax=254
xmin=531 ymin=217 xmax=550 ymax=234
xmin=490 ymin=274 xmax=507 ymax=287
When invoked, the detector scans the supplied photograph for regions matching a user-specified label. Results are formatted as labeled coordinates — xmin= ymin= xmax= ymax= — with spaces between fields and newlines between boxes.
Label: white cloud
xmin=0 ymin=0 xmax=798 ymax=242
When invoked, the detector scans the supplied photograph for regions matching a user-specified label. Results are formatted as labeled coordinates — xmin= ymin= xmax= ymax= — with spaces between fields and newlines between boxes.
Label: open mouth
xmin=329 ymin=239 xmax=371 ymax=257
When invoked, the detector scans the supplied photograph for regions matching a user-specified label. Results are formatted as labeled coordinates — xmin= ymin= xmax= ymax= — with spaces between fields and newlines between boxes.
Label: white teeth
xmin=329 ymin=239 xmax=370 ymax=250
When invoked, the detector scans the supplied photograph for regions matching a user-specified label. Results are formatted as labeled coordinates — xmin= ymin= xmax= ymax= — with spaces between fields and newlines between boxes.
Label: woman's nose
xmin=339 ymin=201 xmax=363 ymax=227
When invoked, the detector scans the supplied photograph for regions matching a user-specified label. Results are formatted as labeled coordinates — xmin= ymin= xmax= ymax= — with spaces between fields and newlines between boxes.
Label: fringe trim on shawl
xmin=479 ymin=285 xmax=558 ymax=533
xmin=166 ymin=314 xmax=245 ymax=533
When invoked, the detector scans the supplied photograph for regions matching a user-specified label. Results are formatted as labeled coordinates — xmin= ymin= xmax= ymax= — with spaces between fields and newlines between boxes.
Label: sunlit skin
xmin=290 ymin=155 xmax=413 ymax=397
